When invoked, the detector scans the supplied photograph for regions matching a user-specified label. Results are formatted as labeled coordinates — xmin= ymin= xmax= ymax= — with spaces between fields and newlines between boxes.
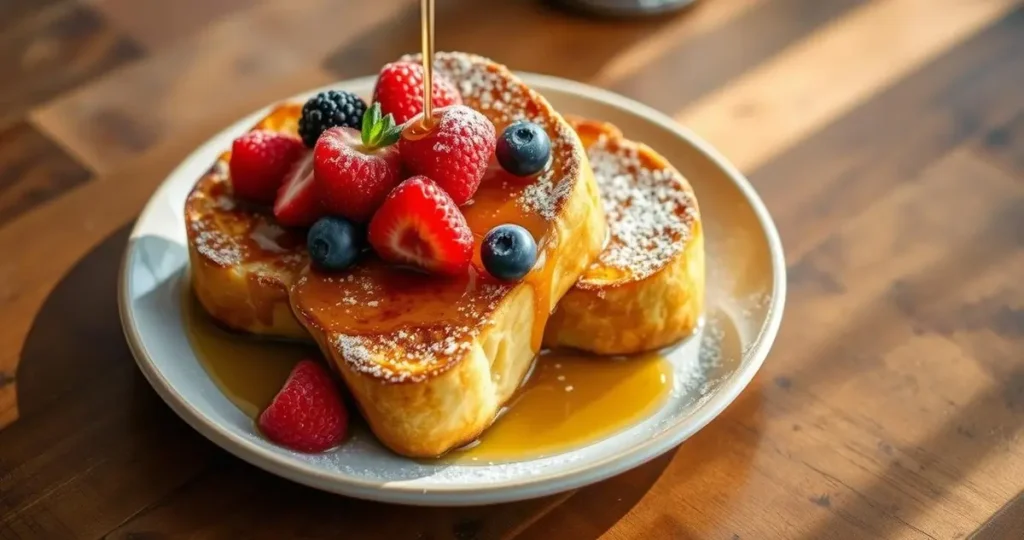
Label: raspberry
xmin=228 ymin=130 xmax=305 ymax=203
xmin=257 ymin=360 xmax=348 ymax=453
xmin=298 ymin=90 xmax=368 ymax=147
xmin=399 ymin=105 xmax=496 ymax=205
xmin=373 ymin=62 xmax=462 ymax=124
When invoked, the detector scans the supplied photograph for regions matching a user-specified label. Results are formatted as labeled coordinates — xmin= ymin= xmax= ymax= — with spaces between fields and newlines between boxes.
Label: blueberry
xmin=481 ymin=224 xmax=537 ymax=281
xmin=307 ymin=217 xmax=360 ymax=271
xmin=496 ymin=121 xmax=551 ymax=177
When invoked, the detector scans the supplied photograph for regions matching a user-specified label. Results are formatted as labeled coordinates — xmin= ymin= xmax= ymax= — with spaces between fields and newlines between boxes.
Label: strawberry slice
xmin=273 ymin=151 xmax=322 ymax=227
xmin=368 ymin=176 xmax=473 ymax=275
xmin=258 ymin=359 xmax=348 ymax=453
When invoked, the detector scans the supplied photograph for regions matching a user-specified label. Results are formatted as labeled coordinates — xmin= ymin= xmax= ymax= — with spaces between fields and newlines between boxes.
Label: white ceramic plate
xmin=118 ymin=74 xmax=786 ymax=506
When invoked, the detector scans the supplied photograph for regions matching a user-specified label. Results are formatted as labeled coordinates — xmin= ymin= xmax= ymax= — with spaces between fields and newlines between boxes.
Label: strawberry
xmin=229 ymin=130 xmax=305 ymax=203
xmin=273 ymin=151 xmax=322 ymax=227
xmin=372 ymin=61 xmax=463 ymax=124
xmin=315 ymin=103 xmax=403 ymax=222
xmin=368 ymin=176 xmax=473 ymax=275
xmin=258 ymin=359 xmax=348 ymax=453
xmin=399 ymin=105 xmax=496 ymax=205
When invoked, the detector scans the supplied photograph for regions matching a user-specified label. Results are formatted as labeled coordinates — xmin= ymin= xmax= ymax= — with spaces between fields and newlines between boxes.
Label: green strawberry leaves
xmin=361 ymin=102 xmax=403 ymax=150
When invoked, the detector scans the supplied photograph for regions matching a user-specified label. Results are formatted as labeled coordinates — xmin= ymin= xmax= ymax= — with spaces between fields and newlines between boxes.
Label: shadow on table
xmin=323 ymin=0 xmax=684 ymax=83
xmin=16 ymin=222 xmax=141 ymax=418
xmin=1 ymin=222 xmax=219 ymax=535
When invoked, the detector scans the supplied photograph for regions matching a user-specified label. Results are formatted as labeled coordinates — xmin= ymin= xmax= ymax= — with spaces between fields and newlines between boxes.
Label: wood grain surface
xmin=2 ymin=0 xmax=1023 ymax=538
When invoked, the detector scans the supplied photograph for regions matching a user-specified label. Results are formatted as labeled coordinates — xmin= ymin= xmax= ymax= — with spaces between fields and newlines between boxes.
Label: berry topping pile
xmin=258 ymin=360 xmax=348 ymax=453
xmin=373 ymin=61 xmax=463 ymax=124
xmin=223 ymin=60 xmax=554 ymax=283
xmin=298 ymin=90 xmax=368 ymax=147
xmin=400 ymin=105 xmax=496 ymax=205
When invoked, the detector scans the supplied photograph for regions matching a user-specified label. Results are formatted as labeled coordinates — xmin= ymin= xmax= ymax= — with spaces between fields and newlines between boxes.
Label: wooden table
xmin=2 ymin=0 xmax=1023 ymax=537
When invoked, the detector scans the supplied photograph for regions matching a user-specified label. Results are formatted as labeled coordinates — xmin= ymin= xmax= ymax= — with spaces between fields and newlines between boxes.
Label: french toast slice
xmin=187 ymin=52 xmax=606 ymax=457
xmin=185 ymin=104 xmax=310 ymax=340
xmin=543 ymin=117 xmax=705 ymax=355
xmin=289 ymin=53 xmax=605 ymax=457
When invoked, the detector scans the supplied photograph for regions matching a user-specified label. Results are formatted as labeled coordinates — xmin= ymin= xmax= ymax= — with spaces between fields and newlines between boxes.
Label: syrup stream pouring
xmin=419 ymin=0 xmax=435 ymax=128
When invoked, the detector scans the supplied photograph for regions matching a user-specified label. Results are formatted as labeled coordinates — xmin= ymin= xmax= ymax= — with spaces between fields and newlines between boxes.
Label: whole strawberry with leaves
xmin=313 ymin=102 xmax=405 ymax=222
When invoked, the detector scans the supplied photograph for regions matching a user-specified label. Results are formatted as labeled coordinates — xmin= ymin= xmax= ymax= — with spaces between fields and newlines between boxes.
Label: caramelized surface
xmin=184 ymin=103 xmax=308 ymax=273
xmin=186 ymin=172 xmax=307 ymax=270
xmin=290 ymin=161 xmax=555 ymax=381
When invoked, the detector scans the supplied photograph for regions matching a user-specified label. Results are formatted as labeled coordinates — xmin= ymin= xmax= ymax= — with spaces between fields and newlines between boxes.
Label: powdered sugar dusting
xmin=186 ymin=171 xmax=306 ymax=270
xmin=249 ymin=222 xmax=287 ymax=253
xmin=407 ymin=51 xmax=582 ymax=222
xmin=189 ymin=216 xmax=242 ymax=266
xmin=584 ymin=132 xmax=697 ymax=282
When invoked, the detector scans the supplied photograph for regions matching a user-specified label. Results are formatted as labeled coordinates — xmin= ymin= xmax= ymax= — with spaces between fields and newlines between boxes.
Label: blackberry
xmin=298 ymin=90 xmax=368 ymax=147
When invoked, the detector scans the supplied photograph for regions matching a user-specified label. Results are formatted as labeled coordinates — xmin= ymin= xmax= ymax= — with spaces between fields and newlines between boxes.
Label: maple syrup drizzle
xmin=183 ymin=290 xmax=313 ymax=418
xmin=419 ymin=0 xmax=435 ymax=128
xmin=184 ymin=290 xmax=673 ymax=461
xmin=526 ymin=238 xmax=558 ymax=351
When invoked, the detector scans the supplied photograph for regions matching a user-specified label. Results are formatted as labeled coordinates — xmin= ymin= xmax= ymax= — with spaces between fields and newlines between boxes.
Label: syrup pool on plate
xmin=450 ymin=349 xmax=672 ymax=462
xmin=184 ymin=290 xmax=673 ymax=461
xmin=183 ymin=290 xmax=314 ymax=418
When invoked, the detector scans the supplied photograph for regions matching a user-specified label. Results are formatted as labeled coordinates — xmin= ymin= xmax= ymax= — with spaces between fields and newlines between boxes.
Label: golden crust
xmin=543 ymin=118 xmax=706 ymax=355
xmin=184 ymin=115 xmax=309 ymax=340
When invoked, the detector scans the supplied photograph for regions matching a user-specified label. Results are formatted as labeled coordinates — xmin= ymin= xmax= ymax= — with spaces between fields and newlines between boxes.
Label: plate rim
xmin=117 ymin=73 xmax=787 ymax=506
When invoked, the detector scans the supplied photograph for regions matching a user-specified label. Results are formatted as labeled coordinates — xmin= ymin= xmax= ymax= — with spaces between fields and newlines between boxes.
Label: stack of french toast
xmin=185 ymin=52 xmax=704 ymax=458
